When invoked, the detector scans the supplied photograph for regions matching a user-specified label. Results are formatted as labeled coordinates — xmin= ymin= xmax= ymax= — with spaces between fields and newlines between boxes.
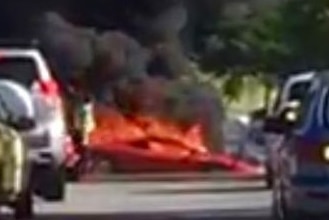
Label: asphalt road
xmin=0 ymin=117 xmax=270 ymax=220
xmin=29 ymin=173 xmax=271 ymax=220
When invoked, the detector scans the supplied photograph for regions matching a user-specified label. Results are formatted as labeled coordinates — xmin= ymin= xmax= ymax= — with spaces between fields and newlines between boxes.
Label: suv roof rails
xmin=0 ymin=39 xmax=40 ymax=49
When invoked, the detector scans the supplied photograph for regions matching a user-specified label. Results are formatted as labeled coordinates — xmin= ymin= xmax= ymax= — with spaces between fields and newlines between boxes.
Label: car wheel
xmin=34 ymin=164 xmax=66 ymax=201
xmin=13 ymin=190 xmax=33 ymax=220
xmin=47 ymin=166 xmax=65 ymax=201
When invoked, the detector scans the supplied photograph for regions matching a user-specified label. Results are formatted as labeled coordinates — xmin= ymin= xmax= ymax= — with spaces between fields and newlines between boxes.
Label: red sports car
xmin=65 ymin=108 xmax=263 ymax=180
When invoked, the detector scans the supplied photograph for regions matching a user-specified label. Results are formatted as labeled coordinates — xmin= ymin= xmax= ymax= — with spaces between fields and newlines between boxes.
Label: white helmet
xmin=0 ymin=80 xmax=35 ymax=121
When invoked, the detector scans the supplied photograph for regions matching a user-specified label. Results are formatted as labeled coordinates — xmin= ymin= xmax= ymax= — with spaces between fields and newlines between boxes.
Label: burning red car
xmin=67 ymin=107 xmax=263 ymax=177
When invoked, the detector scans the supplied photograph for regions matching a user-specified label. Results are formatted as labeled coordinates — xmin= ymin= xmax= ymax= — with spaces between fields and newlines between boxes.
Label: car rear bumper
xmin=28 ymin=149 xmax=54 ymax=165
xmin=22 ymin=123 xmax=66 ymax=165
xmin=24 ymin=134 xmax=66 ymax=166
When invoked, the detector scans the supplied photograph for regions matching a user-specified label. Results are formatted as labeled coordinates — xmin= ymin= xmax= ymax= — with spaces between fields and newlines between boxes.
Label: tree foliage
xmin=193 ymin=0 xmax=329 ymax=99
xmin=197 ymin=0 xmax=329 ymax=76
xmin=280 ymin=0 xmax=329 ymax=70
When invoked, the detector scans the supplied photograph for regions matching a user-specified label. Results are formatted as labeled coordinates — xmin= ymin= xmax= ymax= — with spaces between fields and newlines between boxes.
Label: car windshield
xmin=271 ymin=80 xmax=311 ymax=114
xmin=0 ymin=57 xmax=38 ymax=88
xmin=288 ymin=81 xmax=312 ymax=101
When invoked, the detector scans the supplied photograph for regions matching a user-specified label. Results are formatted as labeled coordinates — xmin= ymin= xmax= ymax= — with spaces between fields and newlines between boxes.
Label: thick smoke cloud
xmin=37 ymin=12 xmax=96 ymax=81
xmin=95 ymin=31 xmax=149 ymax=81
xmin=33 ymin=2 xmax=225 ymax=151
xmin=148 ymin=2 xmax=187 ymax=38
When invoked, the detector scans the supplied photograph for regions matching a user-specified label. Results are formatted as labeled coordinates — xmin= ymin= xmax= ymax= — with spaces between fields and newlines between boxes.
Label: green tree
xmin=195 ymin=0 xmax=329 ymax=100
xmin=199 ymin=4 xmax=289 ymax=74
xmin=280 ymin=0 xmax=329 ymax=71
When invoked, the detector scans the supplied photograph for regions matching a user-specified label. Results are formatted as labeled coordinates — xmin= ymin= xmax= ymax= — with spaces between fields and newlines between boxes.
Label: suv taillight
xmin=34 ymin=79 xmax=61 ymax=107
xmin=39 ymin=80 xmax=58 ymax=96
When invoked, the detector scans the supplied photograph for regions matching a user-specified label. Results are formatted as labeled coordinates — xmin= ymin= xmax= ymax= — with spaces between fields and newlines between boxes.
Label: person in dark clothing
xmin=65 ymin=77 xmax=95 ymax=176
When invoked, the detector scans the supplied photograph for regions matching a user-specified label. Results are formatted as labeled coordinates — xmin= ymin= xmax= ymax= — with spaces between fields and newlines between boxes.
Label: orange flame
xmin=89 ymin=107 xmax=209 ymax=155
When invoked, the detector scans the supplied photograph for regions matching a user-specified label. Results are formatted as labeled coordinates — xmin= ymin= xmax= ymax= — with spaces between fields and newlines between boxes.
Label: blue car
xmin=264 ymin=72 xmax=329 ymax=219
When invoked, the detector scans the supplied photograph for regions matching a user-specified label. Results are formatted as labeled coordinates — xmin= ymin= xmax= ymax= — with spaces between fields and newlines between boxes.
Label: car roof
xmin=287 ymin=71 xmax=315 ymax=81
xmin=305 ymin=71 xmax=329 ymax=92
xmin=276 ymin=71 xmax=315 ymax=89
xmin=315 ymin=70 xmax=329 ymax=85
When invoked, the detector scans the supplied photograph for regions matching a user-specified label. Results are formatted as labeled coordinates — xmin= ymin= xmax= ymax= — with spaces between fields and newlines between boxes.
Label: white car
xmin=0 ymin=47 xmax=68 ymax=201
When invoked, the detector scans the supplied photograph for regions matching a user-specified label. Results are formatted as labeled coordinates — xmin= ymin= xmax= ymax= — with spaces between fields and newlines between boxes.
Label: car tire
xmin=13 ymin=190 xmax=33 ymax=220
xmin=46 ymin=166 xmax=65 ymax=201
xmin=33 ymin=164 xmax=66 ymax=201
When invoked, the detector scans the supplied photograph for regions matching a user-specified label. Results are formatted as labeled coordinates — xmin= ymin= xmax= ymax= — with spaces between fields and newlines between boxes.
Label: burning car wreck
xmin=0 ymin=0 xmax=263 ymax=177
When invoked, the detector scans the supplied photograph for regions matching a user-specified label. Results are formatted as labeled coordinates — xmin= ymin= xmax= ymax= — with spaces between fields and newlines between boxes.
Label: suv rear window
xmin=0 ymin=57 xmax=38 ymax=88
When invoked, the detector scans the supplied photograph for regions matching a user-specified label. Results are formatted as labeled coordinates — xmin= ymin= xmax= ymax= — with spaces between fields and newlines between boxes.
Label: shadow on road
xmin=133 ymin=185 xmax=267 ymax=195
xmin=0 ymin=208 xmax=269 ymax=220
xmin=81 ymin=173 xmax=265 ymax=183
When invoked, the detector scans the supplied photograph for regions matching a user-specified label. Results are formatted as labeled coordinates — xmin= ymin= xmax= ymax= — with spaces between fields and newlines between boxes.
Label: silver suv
xmin=0 ymin=46 xmax=67 ymax=201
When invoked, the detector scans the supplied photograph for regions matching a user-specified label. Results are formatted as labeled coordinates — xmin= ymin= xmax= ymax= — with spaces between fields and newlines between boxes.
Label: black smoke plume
xmin=0 ymin=0 xmax=226 ymax=151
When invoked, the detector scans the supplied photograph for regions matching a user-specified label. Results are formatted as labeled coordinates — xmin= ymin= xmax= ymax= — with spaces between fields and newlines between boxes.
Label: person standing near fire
xmin=65 ymin=77 xmax=96 ymax=175
xmin=75 ymin=94 xmax=95 ymax=147
xmin=66 ymin=77 xmax=95 ymax=145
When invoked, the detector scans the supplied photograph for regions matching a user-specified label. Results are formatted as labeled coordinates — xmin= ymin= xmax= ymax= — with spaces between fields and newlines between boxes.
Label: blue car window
xmin=322 ymin=88 xmax=329 ymax=129
xmin=294 ymin=87 xmax=316 ymax=129
xmin=288 ymin=81 xmax=312 ymax=101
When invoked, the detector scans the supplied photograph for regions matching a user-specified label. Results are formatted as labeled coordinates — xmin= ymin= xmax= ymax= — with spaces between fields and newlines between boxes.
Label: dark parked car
xmin=266 ymin=72 xmax=329 ymax=219
xmin=263 ymin=72 xmax=314 ymax=189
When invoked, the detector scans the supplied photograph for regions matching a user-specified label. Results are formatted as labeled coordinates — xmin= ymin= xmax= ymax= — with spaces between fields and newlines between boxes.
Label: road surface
xmin=30 ymin=173 xmax=271 ymax=220
xmin=17 ymin=117 xmax=270 ymax=220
